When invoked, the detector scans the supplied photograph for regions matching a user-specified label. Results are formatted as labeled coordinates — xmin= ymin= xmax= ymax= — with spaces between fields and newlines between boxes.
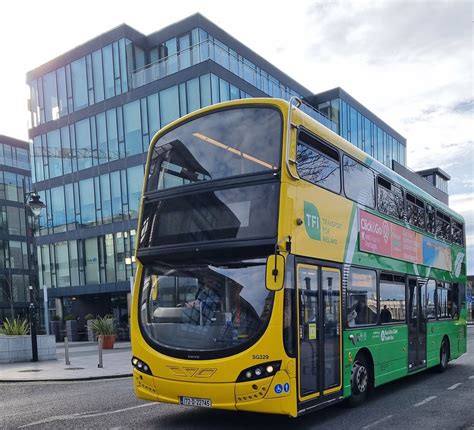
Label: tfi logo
xmin=304 ymin=201 xmax=321 ymax=240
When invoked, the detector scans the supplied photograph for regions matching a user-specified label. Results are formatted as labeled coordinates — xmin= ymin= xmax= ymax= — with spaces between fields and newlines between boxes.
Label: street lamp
xmin=24 ymin=184 xmax=46 ymax=363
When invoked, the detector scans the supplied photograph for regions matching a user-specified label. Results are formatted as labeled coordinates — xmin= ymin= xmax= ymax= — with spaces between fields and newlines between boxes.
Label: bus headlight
xmin=131 ymin=356 xmax=153 ymax=375
xmin=236 ymin=361 xmax=281 ymax=382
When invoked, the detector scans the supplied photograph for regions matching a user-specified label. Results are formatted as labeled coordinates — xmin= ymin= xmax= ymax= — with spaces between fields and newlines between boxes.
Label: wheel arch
xmin=354 ymin=347 xmax=375 ymax=387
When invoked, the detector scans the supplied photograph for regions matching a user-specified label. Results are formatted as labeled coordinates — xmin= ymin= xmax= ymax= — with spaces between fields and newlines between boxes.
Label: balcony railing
xmin=130 ymin=39 xmax=337 ymax=132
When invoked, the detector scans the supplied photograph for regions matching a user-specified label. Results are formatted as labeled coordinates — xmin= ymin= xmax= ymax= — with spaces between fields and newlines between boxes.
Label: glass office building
xmin=26 ymin=14 xmax=407 ymax=329
xmin=305 ymin=87 xmax=406 ymax=168
xmin=0 ymin=135 xmax=32 ymax=321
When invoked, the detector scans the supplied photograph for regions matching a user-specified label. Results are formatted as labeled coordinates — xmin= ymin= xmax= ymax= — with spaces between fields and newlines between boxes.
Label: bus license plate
xmin=180 ymin=396 xmax=212 ymax=408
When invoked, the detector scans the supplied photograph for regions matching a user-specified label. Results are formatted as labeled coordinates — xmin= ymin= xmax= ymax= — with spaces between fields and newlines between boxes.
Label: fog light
xmin=143 ymin=365 xmax=149 ymax=372
xmin=254 ymin=368 xmax=262 ymax=376
xmin=137 ymin=362 xmax=143 ymax=369
xmin=266 ymin=365 xmax=274 ymax=374
xmin=245 ymin=371 xmax=252 ymax=379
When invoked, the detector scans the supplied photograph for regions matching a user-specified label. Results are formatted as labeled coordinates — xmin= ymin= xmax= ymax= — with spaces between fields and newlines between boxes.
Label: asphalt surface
xmin=1 ymin=327 xmax=473 ymax=430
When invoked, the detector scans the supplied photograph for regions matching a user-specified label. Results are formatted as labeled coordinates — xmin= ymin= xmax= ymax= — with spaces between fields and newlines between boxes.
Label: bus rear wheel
xmin=437 ymin=339 xmax=450 ymax=372
xmin=347 ymin=356 xmax=371 ymax=407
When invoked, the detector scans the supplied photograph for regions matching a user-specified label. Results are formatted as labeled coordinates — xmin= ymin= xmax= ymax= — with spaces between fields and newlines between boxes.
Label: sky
xmin=1 ymin=0 xmax=472 ymax=273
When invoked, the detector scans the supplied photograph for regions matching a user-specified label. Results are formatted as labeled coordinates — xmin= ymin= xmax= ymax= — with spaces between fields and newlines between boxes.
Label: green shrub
xmin=64 ymin=314 xmax=76 ymax=321
xmin=51 ymin=315 xmax=61 ymax=321
xmin=0 ymin=317 xmax=29 ymax=335
xmin=84 ymin=313 xmax=95 ymax=321
xmin=90 ymin=315 xmax=116 ymax=335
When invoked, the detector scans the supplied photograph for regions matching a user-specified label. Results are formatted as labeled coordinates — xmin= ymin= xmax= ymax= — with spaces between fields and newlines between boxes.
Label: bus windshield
xmin=139 ymin=258 xmax=273 ymax=357
xmin=146 ymin=107 xmax=282 ymax=191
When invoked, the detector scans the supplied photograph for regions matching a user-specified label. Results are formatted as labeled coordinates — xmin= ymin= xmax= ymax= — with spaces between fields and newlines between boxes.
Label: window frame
xmin=345 ymin=266 xmax=378 ymax=328
xmin=378 ymin=272 xmax=407 ymax=325
xmin=342 ymin=153 xmax=375 ymax=209
xmin=296 ymin=128 xmax=342 ymax=195
xmin=376 ymin=175 xmax=404 ymax=220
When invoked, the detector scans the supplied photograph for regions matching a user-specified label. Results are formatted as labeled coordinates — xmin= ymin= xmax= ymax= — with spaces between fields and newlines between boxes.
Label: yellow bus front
xmin=130 ymin=99 xmax=298 ymax=417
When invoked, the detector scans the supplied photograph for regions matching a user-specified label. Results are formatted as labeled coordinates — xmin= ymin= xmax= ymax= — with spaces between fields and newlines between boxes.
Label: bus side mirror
xmin=266 ymin=254 xmax=285 ymax=291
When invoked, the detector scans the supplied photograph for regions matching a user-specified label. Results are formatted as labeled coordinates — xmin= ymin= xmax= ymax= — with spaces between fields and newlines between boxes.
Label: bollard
xmin=98 ymin=336 xmax=103 ymax=368
xmin=64 ymin=336 xmax=71 ymax=365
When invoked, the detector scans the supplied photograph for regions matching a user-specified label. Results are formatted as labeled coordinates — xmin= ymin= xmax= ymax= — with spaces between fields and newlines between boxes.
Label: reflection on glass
xmin=296 ymin=135 xmax=341 ymax=194
xmin=139 ymin=183 xmax=278 ymax=248
xmin=147 ymin=107 xmax=281 ymax=191
xmin=347 ymin=267 xmax=377 ymax=326
xmin=140 ymin=259 xmax=273 ymax=353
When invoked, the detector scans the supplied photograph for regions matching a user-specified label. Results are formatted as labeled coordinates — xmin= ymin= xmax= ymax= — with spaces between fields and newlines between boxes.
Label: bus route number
xmin=252 ymin=354 xmax=269 ymax=360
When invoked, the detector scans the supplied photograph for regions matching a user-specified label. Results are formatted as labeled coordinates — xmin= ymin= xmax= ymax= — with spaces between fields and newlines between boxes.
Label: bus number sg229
xmin=252 ymin=354 xmax=269 ymax=360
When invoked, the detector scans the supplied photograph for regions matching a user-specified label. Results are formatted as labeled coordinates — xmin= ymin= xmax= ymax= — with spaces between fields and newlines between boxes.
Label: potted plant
xmin=0 ymin=317 xmax=29 ymax=335
xmin=0 ymin=317 xmax=56 ymax=363
xmin=90 ymin=315 xmax=116 ymax=349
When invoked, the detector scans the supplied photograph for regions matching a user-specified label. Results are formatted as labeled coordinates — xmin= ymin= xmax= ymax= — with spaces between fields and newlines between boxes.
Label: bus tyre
xmin=347 ymin=356 xmax=371 ymax=407
xmin=437 ymin=339 xmax=449 ymax=372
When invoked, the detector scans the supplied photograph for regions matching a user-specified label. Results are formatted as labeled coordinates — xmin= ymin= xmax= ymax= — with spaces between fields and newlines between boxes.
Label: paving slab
xmin=0 ymin=341 xmax=132 ymax=382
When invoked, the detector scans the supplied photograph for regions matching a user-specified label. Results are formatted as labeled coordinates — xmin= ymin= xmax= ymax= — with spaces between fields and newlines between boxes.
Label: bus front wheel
xmin=347 ymin=355 xmax=371 ymax=407
xmin=437 ymin=338 xmax=450 ymax=372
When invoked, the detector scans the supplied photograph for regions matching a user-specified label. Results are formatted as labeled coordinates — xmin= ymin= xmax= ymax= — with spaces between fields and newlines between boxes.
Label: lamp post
xmin=24 ymin=183 xmax=46 ymax=363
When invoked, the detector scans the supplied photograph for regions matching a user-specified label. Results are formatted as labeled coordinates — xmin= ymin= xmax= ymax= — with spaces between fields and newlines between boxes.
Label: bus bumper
xmin=133 ymin=369 xmax=297 ymax=416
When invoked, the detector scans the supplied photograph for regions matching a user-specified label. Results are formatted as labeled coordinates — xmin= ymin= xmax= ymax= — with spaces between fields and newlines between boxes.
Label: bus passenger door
xmin=297 ymin=264 xmax=342 ymax=402
xmin=408 ymin=278 xmax=427 ymax=371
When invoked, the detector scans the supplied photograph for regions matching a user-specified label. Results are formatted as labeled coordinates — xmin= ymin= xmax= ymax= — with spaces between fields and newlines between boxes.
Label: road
xmin=1 ymin=327 xmax=473 ymax=429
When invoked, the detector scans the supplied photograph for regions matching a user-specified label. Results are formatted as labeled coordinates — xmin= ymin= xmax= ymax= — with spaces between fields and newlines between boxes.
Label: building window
xmin=159 ymin=86 xmax=180 ymax=126
xmin=123 ymin=101 xmax=142 ymax=156
xmin=71 ymin=58 xmax=88 ymax=110
xmin=79 ymin=178 xmax=96 ymax=227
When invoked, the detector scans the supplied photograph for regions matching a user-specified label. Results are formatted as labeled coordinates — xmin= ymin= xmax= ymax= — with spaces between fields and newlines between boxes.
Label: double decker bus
xmin=130 ymin=98 xmax=467 ymax=417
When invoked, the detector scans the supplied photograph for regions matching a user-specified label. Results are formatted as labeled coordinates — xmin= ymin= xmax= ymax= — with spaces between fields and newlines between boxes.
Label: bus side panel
xmin=342 ymin=325 xmax=409 ymax=396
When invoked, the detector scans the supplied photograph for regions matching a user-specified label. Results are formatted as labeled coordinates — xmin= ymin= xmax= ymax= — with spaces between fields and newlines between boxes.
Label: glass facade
xmin=37 ymin=229 xmax=137 ymax=289
xmin=318 ymin=98 xmax=406 ymax=167
xmin=30 ymin=67 xmax=260 ymax=292
xmin=31 ymin=73 xmax=253 ymax=184
xmin=0 ymin=138 xmax=31 ymax=320
xmin=133 ymin=28 xmax=302 ymax=102
xmin=25 ymin=18 xmax=408 ymax=324
xmin=28 ymin=38 xmax=138 ymax=128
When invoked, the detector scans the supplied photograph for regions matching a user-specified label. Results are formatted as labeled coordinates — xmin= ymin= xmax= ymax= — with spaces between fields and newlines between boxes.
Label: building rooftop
xmin=0 ymin=134 xmax=29 ymax=148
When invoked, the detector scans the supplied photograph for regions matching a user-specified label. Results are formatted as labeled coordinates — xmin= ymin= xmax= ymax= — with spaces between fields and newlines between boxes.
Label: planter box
xmin=86 ymin=320 xmax=97 ymax=342
xmin=49 ymin=321 xmax=61 ymax=342
xmin=0 ymin=335 xmax=57 ymax=364
xmin=66 ymin=320 xmax=78 ymax=341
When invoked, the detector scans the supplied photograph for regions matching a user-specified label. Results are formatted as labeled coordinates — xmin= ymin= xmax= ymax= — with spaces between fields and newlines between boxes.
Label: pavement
xmin=1 ymin=321 xmax=473 ymax=383
xmin=0 ymin=341 xmax=132 ymax=382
